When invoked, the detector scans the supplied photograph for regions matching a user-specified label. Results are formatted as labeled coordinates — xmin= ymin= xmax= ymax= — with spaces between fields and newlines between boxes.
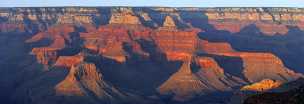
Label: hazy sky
xmin=1 ymin=0 xmax=304 ymax=7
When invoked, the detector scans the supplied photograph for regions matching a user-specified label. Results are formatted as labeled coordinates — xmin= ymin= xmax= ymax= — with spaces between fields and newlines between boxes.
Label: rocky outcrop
xmin=240 ymin=53 xmax=301 ymax=82
xmin=0 ymin=8 xmax=100 ymax=33
xmin=158 ymin=56 xmax=246 ymax=101
xmin=199 ymin=40 xmax=236 ymax=53
xmin=55 ymin=64 xmax=85 ymax=96
xmin=55 ymin=63 xmax=136 ymax=103
xmin=204 ymin=8 xmax=304 ymax=35
xmin=26 ymin=24 xmax=75 ymax=44
xmin=153 ymin=28 xmax=200 ymax=54
xmin=26 ymin=25 xmax=76 ymax=66
xmin=243 ymin=78 xmax=304 ymax=104
xmin=79 ymin=22 xmax=200 ymax=56
xmin=28 ymin=47 xmax=57 ymax=67
xmin=255 ymin=22 xmax=289 ymax=35
xmin=109 ymin=8 xmax=141 ymax=25
xmin=241 ymin=79 xmax=282 ymax=92
xmin=54 ymin=55 xmax=84 ymax=68
xmin=163 ymin=16 xmax=176 ymax=27
xmin=1 ymin=8 xmax=99 ymax=24
xmin=194 ymin=57 xmax=246 ymax=90
xmin=57 ymin=15 xmax=94 ymax=24
xmin=204 ymin=8 xmax=304 ymax=23
xmin=201 ymin=40 xmax=303 ymax=83
xmin=158 ymin=61 xmax=206 ymax=101
xmin=208 ymin=20 xmax=291 ymax=35
xmin=109 ymin=13 xmax=141 ymax=25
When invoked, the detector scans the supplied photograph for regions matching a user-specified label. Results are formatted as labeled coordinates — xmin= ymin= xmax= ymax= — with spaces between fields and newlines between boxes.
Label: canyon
xmin=1 ymin=7 xmax=304 ymax=104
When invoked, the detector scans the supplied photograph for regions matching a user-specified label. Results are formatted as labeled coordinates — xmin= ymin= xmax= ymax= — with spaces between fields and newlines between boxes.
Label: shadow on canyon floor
xmin=180 ymin=11 xmax=304 ymax=73
xmin=85 ymin=39 xmax=183 ymax=96
xmin=200 ymin=53 xmax=249 ymax=83
xmin=0 ymin=32 xmax=53 ymax=104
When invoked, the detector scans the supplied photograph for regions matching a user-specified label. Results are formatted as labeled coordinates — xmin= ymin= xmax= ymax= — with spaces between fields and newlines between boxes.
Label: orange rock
xmin=109 ymin=9 xmax=141 ymax=25
xmin=255 ymin=22 xmax=289 ymax=36
xmin=27 ymin=25 xmax=76 ymax=67
xmin=55 ymin=65 xmax=85 ymax=96
xmin=158 ymin=61 xmax=206 ymax=101
xmin=165 ymin=52 xmax=191 ymax=61
xmin=201 ymin=40 xmax=303 ymax=82
xmin=200 ymin=40 xmax=235 ymax=53
xmin=239 ymin=52 xmax=302 ymax=82
xmin=208 ymin=20 xmax=289 ymax=35
xmin=31 ymin=47 xmax=58 ymax=65
xmin=204 ymin=9 xmax=302 ymax=35
xmin=163 ymin=16 xmax=176 ymax=27
xmin=27 ymin=24 xmax=75 ymax=45
xmin=158 ymin=57 xmax=246 ymax=101
xmin=197 ymin=57 xmax=222 ymax=72
xmin=54 ymin=55 xmax=84 ymax=68
xmin=194 ymin=57 xmax=246 ymax=91
xmin=241 ymin=79 xmax=282 ymax=92
xmin=153 ymin=28 xmax=200 ymax=53
xmin=55 ymin=62 xmax=128 ymax=101
xmin=208 ymin=21 xmax=251 ymax=33
xmin=79 ymin=23 xmax=201 ymax=56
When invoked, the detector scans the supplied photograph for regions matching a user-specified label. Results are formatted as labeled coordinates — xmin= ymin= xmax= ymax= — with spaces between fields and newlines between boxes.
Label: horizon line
xmin=1 ymin=6 xmax=304 ymax=9
xmin=1 ymin=0 xmax=304 ymax=8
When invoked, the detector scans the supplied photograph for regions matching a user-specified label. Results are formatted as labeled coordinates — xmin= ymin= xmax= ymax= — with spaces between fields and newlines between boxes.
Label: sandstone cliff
xmin=55 ymin=63 xmax=125 ymax=101
xmin=158 ymin=60 xmax=206 ymax=101
xmin=2 ymin=7 xmax=304 ymax=35
xmin=109 ymin=8 xmax=141 ymax=25
xmin=158 ymin=56 xmax=246 ymax=101
xmin=201 ymin=40 xmax=302 ymax=83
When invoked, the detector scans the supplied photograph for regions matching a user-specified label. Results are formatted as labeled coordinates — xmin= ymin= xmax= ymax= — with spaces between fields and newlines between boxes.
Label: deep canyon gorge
xmin=1 ymin=7 xmax=304 ymax=104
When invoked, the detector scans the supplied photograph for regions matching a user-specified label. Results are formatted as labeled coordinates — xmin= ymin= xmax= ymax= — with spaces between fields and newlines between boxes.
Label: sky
xmin=0 ymin=0 xmax=304 ymax=7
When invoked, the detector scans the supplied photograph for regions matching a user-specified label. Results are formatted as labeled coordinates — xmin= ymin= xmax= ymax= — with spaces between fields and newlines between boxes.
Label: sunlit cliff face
xmin=204 ymin=8 xmax=304 ymax=35
xmin=1 ymin=7 xmax=304 ymax=104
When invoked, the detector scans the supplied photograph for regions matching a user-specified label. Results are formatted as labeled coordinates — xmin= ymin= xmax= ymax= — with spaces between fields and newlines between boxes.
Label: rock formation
xmin=163 ymin=16 xmax=176 ymax=27
xmin=204 ymin=8 xmax=304 ymax=35
xmin=199 ymin=40 xmax=236 ymax=53
xmin=0 ymin=8 xmax=100 ymax=33
xmin=201 ymin=40 xmax=302 ymax=83
xmin=153 ymin=28 xmax=200 ymax=54
xmin=26 ymin=24 xmax=76 ymax=66
xmin=109 ymin=8 xmax=141 ymax=25
xmin=194 ymin=57 xmax=246 ymax=90
xmin=55 ymin=62 xmax=139 ymax=104
xmin=54 ymin=55 xmax=84 ymax=68
xmin=243 ymin=78 xmax=304 ymax=104
xmin=158 ymin=61 xmax=206 ymax=101
xmin=241 ymin=79 xmax=282 ymax=92
xmin=30 ymin=47 xmax=58 ymax=67
xmin=158 ymin=56 xmax=246 ymax=101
